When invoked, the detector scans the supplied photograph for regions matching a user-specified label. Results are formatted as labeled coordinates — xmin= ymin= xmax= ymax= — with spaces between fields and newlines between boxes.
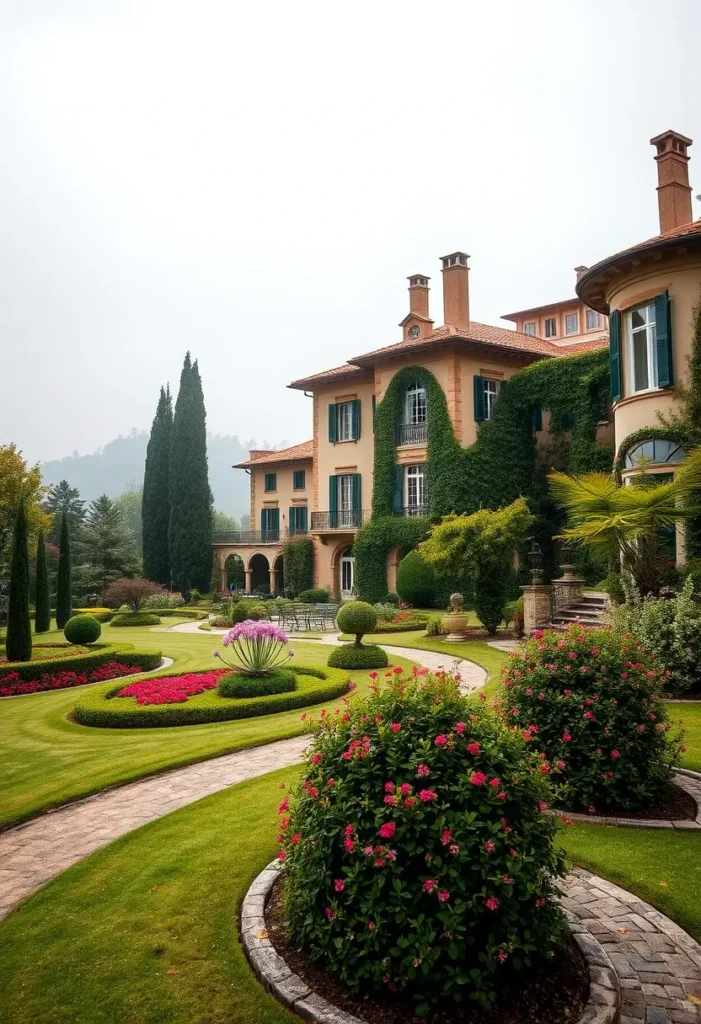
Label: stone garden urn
xmin=443 ymin=592 xmax=468 ymax=642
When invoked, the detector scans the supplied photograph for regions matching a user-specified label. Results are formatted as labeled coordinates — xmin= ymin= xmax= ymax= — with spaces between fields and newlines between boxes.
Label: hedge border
xmin=73 ymin=664 xmax=351 ymax=728
xmin=0 ymin=642 xmax=162 ymax=683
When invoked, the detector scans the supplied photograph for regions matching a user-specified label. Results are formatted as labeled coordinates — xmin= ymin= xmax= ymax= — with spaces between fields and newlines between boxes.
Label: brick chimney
xmin=440 ymin=252 xmax=470 ymax=329
xmin=407 ymin=274 xmax=430 ymax=318
xmin=574 ymin=265 xmax=588 ymax=282
xmin=650 ymin=130 xmax=693 ymax=234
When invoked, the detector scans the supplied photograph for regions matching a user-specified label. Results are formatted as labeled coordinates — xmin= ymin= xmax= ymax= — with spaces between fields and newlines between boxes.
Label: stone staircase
xmin=549 ymin=591 xmax=609 ymax=630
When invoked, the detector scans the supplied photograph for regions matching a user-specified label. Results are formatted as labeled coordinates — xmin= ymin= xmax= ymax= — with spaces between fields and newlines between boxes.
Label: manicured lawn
xmin=0 ymin=623 xmax=415 ymax=829
xmin=670 ymin=701 xmax=701 ymax=773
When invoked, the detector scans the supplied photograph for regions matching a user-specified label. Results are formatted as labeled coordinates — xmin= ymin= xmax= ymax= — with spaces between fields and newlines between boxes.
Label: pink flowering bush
xmin=214 ymin=620 xmax=293 ymax=676
xmin=117 ymin=670 xmax=226 ymax=705
xmin=280 ymin=671 xmax=566 ymax=1012
xmin=0 ymin=660 xmax=143 ymax=697
xmin=498 ymin=624 xmax=683 ymax=812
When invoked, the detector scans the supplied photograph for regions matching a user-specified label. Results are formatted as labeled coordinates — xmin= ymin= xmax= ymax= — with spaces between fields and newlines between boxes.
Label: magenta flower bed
xmin=117 ymin=670 xmax=228 ymax=706
xmin=0 ymin=661 xmax=144 ymax=697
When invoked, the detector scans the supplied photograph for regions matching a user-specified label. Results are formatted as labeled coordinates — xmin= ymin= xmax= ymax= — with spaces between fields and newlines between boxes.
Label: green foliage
xmin=326 ymin=643 xmax=389 ymax=669
xmin=216 ymin=666 xmax=296 ymax=698
xmin=396 ymin=549 xmax=438 ymax=607
xmin=34 ymin=529 xmax=51 ymax=634
xmin=336 ymin=600 xmax=377 ymax=644
xmin=110 ymin=612 xmax=162 ymax=626
xmin=355 ymin=515 xmax=430 ymax=604
xmin=0 ymin=444 xmax=52 ymax=583
xmin=169 ymin=354 xmax=212 ymax=593
xmin=55 ymin=513 xmax=73 ymax=629
xmin=44 ymin=480 xmax=85 ymax=548
xmin=76 ymin=496 xmax=139 ymax=591
xmin=6 ymin=498 xmax=32 ymax=662
xmin=373 ymin=603 xmax=397 ymax=622
xmin=425 ymin=614 xmax=445 ymax=636
xmin=297 ymin=587 xmax=328 ymax=603
xmin=503 ymin=597 xmax=524 ymax=635
xmin=282 ymin=537 xmax=314 ymax=596
xmin=64 ymin=614 xmax=102 ymax=645
xmin=114 ymin=486 xmax=143 ymax=558
xmin=142 ymin=385 xmax=173 ymax=584
xmin=73 ymin=665 xmax=350 ymax=728
xmin=102 ymin=577 xmax=162 ymax=611
xmin=500 ymin=624 xmax=682 ymax=812
xmin=281 ymin=672 xmax=567 ymax=1012
xmin=0 ymin=642 xmax=162 ymax=683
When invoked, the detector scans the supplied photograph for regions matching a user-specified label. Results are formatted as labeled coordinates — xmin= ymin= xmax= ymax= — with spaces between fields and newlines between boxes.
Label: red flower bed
xmin=117 ymin=670 xmax=227 ymax=706
xmin=0 ymin=661 xmax=144 ymax=697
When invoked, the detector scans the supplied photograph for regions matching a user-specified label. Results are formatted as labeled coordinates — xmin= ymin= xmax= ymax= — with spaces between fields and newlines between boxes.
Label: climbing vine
xmin=282 ymin=537 xmax=314 ymax=596
xmin=355 ymin=515 xmax=430 ymax=604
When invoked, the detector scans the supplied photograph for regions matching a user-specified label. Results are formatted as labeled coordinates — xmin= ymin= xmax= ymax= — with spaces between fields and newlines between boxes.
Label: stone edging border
xmin=0 ymin=656 xmax=175 ymax=700
xmin=552 ymin=770 xmax=701 ymax=831
xmin=240 ymin=861 xmax=620 ymax=1024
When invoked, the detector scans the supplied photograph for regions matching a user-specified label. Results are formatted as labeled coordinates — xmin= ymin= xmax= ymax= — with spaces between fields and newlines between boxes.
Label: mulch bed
xmin=605 ymin=781 xmax=697 ymax=821
xmin=265 ymin=877 xmax=589 ymax=1024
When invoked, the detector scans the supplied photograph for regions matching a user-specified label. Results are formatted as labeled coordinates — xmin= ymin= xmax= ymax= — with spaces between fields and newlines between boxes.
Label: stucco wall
xmin=315 ymin=375 xmax=376 ymax=513
xmin=249 ymin=460 xmax=312 ymax=535
xmin=458 ymin=352 xmax=534 ymax=447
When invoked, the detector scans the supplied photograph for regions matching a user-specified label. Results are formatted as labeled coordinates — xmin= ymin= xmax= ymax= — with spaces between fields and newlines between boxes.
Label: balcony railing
xmin=395 ymin=422 xmax=428 ymax=446
xmin=212 ymin=530 xmax=289 ymax=545
xmin=402 ymin=504 xmax=429 ymax=517
xmin=310 ymin=509 xmax=370 ymax=531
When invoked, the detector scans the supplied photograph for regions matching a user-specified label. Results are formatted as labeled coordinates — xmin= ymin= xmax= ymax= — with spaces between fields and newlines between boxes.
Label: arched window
xmin=624 ymin=438 xmax=685 ymax=468
xmin=405 ymin=381 xmax=427 ymax=425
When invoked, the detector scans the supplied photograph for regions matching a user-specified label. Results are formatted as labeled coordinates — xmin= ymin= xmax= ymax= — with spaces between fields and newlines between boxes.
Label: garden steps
xmin=549 ymin=593 xmax=609 ymax=631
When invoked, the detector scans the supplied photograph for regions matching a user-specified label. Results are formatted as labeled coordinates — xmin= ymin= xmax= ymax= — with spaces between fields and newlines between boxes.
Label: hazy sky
xmin=2 ymin=0 xmax=700 ymax=466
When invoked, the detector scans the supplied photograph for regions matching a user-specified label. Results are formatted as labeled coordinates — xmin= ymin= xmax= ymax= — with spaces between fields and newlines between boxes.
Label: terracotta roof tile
xmin=554 ymin=337 xmax=609 ymax=356
xmin=288 ymin=364 xmax=369 ymax=390
xmin=347 ymin=321 xmax=560 ymax=364
xmin=234 ymin=440 xmax=313 ymax=469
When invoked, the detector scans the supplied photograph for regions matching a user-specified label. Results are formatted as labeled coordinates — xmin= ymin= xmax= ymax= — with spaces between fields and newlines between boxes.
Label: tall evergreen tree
xmin=56 ymin=513 xmax=73 ymax=628
xmin=6 ymin=498 xmax=32 ymax=661
xmin=142 ymin=386 xmax=173 ymax=584
xmin=45 ymin=480 xmax=85 ymax=547
xmin=169 ymin=353 xmax=212 ymax=593
xmin=77 ymin=495 xmax=139 ymax=591
xmin=34 ymin=528 xmax=51 ymax=633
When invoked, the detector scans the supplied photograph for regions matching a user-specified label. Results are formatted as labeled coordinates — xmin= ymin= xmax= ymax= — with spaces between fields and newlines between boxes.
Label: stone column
xmin=269 ymin=569 xmax=277 ymax=594
xmin=521 ymin=584 xmax=553 ymax=635
xmin=244 ymin=569 xmax=252 ymax=594
xmin=219 ymin=559 xmax=228 ymax=594
xmin=553 ymin=565 xmax=584 ymax=613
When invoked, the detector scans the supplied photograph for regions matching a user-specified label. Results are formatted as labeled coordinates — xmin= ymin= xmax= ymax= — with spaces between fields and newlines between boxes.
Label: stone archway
xmin=248 ymin=553 xmax=270 ymax=595
xmin=273 ymin=553 xmax=284 ymax=595
xmin=224 ymin=553 xmax=245 ymax=592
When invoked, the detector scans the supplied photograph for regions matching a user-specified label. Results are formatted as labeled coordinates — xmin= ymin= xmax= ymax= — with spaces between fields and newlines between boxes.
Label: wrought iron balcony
xmin=212 ymin=530 xmax=285 ymax=545
xmin=310 ymin=509 xmax=370 ymax=531
xmin=395 ymin=422 xmax=428 ymax=446
xmin=402 ymin=504 xmax=429 ymax=517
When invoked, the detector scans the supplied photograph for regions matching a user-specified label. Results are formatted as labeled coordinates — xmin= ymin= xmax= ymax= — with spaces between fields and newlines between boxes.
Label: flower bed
xmin=0 ymin=643 xmax=89 ymax=665
xmin=74 ymin=665 xmax=351 ymax=728
xmin=0 ymin=642 xmax=163 ymax=684
xmin=0 ymin=660 xmax=154 ymax=697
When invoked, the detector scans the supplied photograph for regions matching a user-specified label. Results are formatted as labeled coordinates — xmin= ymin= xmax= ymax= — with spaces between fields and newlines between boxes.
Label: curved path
xmin=0 ymin=643 xmax=484 ymax=922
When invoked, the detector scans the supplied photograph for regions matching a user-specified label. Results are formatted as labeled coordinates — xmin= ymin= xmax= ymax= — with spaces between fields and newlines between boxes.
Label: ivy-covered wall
xmin=282 ymin=537 xmax=314 ymax=595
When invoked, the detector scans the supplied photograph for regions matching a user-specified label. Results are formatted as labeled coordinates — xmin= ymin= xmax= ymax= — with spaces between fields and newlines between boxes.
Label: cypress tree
xmin=56 ymin=513 xmax=73 ymax=628
xmin=6 ymin=498 xmax=32 ymax=662
xmin=34 ymin=528 xmax=51 ymax=633
xmin=142 ymin=385 xmax=173 ymax=585
xmin=169 ymin=353 xmax=212 ymax=593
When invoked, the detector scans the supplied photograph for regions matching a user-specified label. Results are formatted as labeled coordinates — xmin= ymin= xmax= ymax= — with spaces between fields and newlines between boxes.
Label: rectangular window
xmin=586 ymin=309 xmax=600 ymax=330
xmin=293 ymin=470 xmax=306 ymax=490
xmin=565 ymin=312 xmax=578 ymax=335
xmin=523 ymin=322 xmax=536 ymax=336
xmin=405 ymin=384 xmax=427 ymax=424
xmin=264 ymin=473 xmax=277 ymax=492
xmin=405 ymin=464 xmax=426 ymax=513
xmin=544 ymin=317 xmax=557 ymax=338
xmin=337 ymin=402 xmax=352 ymax=441
xmin=627 ymin=302 xmax=658 ymax=395
xmin=289 ymin=506 xmax=308 ymax=534
xmin=483 ymin=379 xmax=501 ymax=421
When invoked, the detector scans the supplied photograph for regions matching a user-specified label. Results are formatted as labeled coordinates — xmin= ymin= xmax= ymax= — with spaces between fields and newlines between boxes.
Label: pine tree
xmin=34 ymin=528 xmax=51 ymax=633
xmin=6 ymin=498 xmax=32 ymax=661
xmin=45 ymin=480 xmax=85 ymax=547
xmin=142 ymin=385 xmax=173 ymax=584
xmin=169 ymin=353 xmax=212 ymax=593
xmin=77 ymin=495 xmax=139 ymax=591
xmin=56 ymin=513 xmax=73 ymax=628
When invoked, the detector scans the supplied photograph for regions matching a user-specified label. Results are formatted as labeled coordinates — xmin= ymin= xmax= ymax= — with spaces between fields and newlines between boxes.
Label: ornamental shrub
xmin=396 ymin=549 xmax=438 ymax=608
xmin=373 ymin=602 xmax=397 ymax=623
xmin=336 ymin=601 xmax=377 ymax=645
xmin=247 ymin=603 xmax=270 ymax=620
xmin=280 ymin=672 xmax=567 ymax=1012
xmin=326 ymin=643 xmax=389 ymax=670
xmin=64 ymin=614 xmax=102 ymax=645
xmin=474 ymin=574 xmax=508 ymax=635
xmin=498 ymin=624 xmax=682 ymax=812
xmin=298 ymin=588 xmax=329 ymax=603
xmin=110 ymin=612 xmax=162 ymax=626
xmin=217 ymin=666 xmax=296 ymax=698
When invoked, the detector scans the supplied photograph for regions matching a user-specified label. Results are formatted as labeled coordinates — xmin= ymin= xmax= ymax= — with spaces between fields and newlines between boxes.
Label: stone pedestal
xmin=552 ymin=571 xmax=584 ymax=615
xmin=522 ymin=584 xmax=553 ymax=635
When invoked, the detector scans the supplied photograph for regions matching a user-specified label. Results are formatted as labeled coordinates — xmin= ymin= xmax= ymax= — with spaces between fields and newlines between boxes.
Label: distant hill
xmin=40 ymin=430 xmax=285 ymax=516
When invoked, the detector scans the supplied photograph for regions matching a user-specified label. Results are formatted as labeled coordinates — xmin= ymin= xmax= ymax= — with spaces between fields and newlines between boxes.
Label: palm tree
xmin=548 ymin=449 xmax=701 ymax=596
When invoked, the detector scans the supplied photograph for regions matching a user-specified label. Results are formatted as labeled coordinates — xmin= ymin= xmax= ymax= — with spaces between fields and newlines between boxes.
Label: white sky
xmin=2 ymin=0 xmax=700 ymax=464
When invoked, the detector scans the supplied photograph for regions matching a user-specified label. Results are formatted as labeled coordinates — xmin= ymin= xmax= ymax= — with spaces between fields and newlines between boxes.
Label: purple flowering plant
xmin=213 ymin=619 xmax=294 ymax=676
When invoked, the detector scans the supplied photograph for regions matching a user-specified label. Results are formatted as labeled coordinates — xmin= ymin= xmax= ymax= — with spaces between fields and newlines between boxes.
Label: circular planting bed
xmin=0 ymin=643 xmax=90 ymax=665
xmin=73 ymin=665 xmax=351 ymax=728
xmin=0 ymin=643 xmax=163 ymax=696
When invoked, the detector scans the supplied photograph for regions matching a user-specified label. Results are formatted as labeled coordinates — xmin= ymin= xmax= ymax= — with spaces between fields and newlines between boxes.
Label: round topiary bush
xmin=217 ymin=667 xmax=296 ymax=698
xmin=110 ymin=612 xmax=162 ymax=627
xmin=499 ymin=624 xmax=683 ymax=813
xmin=395 ymin=549 xmax=438 ymax=608
xmin=298 ymin=588 xmax=329 ymax=603
xmin=336 ymin=601 xmax=377 ymax=645
xmin=247 ymin=604 xmax=270 ymax=621
xmin=279 ymin=671 xmax=567 ymax=1013
xmin=326 ymin=643 xmax=389 ymax=670
xmin=63 ymin=614 xmax=102 ymax=645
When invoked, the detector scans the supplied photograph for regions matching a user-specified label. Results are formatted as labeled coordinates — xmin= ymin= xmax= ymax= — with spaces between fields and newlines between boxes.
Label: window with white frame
xmin=524 ymin=322 xmax=536 ymax=336
xmin=627 ymin=303 xmax=658 ymax=394
xmin=586 ymin=309 xmax=600 ymax=330
xmin=544 ymin=317 xmax=557 ymax=338
xmin=405 ymin=465 xmax=426 ymax=512
xmin=565 ymin=312 xmax=578 ymax=335
xmin=484 ymin=379 xmax=500 ymax=421
xmin=405 ymin=382 xmax=427 ymax=424
xmin=337 ymin=402 xmax=353 ymax=441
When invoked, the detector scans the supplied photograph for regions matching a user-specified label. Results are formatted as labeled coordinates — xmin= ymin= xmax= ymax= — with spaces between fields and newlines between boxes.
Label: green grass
xmin=670 ymin=701 xmax=701 ymax=772
xmin=0 ymin=623 xmax=414 ymax=830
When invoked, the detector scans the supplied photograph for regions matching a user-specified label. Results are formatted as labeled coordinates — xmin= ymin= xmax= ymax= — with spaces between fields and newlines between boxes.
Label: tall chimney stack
xmin=650 ymin=130 xmax=693 ymax=234
xmin=407 ymin=275 xmax=430 ymax=319
xmin=440 ymin=252 xmax=470 ymax=329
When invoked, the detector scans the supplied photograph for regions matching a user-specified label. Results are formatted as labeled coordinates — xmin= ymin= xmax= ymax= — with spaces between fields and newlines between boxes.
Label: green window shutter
xmin=264 ymin=473 xmax=276 ymax=491
xmin=293 ymin=470 xmax=305 ymax=489
xmin=532 ymin=405 xmax=543 ymax=431
xmin=609 ymin=309 xmax=622 ymax=402
xmin=560 ymin=412 xmax=574 ymax=430
xmin=392 ymin=465 xmax=403 ymax=514
xmin=655 ymin=291 xmax=674 ymax=388
xmin=270 ymin=508 xmax=279 ymax=536
xmin=329 ymin=475 xmax=338 ymax=513
xmin=473 ymin=375 xmax=485 ymax=422
xmin=261 ymin=509 xmax=266 ymax=534
xmin=289 ymin=507 xmax=296 ymax=533
xmin=328 ymin=404 xmax=338 ymax=443
xmin=298 ymin=506 xmax=308 ymax=533
xmin=372 ymin=395 xmax=376 ymax=432
xmin=352 ymin=473 xmax=362 ymax=514
xmin=351 ymin=399 xmax=361 ymax=440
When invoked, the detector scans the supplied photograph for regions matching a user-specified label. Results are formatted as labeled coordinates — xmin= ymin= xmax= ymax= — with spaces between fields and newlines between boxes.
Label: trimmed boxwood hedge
xmin=0 ymin=643 xmax=163 ymax=683
xmin=217 ymin=666 xmax=296 ymax=698
xmin=327 ymin=644 xmax=389 ymax=669
xmin=73 ymin=664 xmax=351 ymax=728
xmin=110 ymin=612 xmax=162 ymax=626
xmin=149 ymin=608 xmax=207 ymax=620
